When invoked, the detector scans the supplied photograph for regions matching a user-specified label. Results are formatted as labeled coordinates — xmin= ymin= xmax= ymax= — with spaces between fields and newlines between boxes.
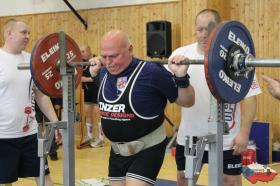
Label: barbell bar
xmin=17 ymin=20 xmax=280 ymax=103
xmin=18 ymin=54 xmax=280 ymax=70
xmin=242 ymin=55 xmax=280 ymax=67
xmin=17 ymin=61 xmax=91 ymax=70
xmin=152 ymin=56 xmax=280 ymax=67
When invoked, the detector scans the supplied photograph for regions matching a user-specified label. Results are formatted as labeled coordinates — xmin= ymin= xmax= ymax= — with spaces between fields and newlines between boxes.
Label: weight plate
xmin=204 ymin=21 xmax=255 ymax=103
xmin=30 ymin=33 xmax=82 ymax=97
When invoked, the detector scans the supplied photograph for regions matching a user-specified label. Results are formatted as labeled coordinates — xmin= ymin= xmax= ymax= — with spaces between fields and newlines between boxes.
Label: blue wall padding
xmin=249 ymin=121 xmax=270 ymax=164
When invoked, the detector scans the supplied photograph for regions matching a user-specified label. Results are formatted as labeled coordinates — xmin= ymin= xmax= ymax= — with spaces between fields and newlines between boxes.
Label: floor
xmin=12 ymin=138 xmax=280 ymax=186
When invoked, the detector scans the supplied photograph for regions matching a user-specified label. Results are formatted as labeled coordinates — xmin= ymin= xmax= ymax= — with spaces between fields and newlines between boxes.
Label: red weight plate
xmin=204 ymin=23 xmax=221 ymax=102
xmin=30 ymin=33 xmax=82 ymax=97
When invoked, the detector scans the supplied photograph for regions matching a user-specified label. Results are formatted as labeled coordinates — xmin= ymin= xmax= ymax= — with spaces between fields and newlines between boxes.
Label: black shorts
xmin=0 ymin=134 xmax=50 ymax=183
xmin=109 ymin=138 xmax=168 ymax=185
xmin=83 ymin=83 xmax=98 ymax=104
xmin=175 ymin=144 xmax=242 ymax=175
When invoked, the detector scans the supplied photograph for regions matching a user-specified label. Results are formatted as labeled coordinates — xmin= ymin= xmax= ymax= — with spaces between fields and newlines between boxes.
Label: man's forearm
xmin=35 ymin=90 xmax=58 ymax=122
xmin=240 ymin=96 xmax=257 ymax=134
xmin=176 ymin=85 xmax=195 ymax=107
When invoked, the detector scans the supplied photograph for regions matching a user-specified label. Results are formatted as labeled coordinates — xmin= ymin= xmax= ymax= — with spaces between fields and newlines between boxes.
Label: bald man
xmin=0 ymin=19 xmax=59 ymax=185
xmin=89 ymin=30 xmax=195 ymax=186
xmin=80 ymin=45 xmax=104 ymax=147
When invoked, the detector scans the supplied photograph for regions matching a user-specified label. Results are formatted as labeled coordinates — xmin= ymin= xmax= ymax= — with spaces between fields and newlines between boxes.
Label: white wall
xmin=0 ymin=0 xmax=178 ymax=16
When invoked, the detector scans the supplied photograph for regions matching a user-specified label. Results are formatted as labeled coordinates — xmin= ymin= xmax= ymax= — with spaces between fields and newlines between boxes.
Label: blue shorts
xmin=175 ymin=144 xmax=242 ymax=175
xmin=109 ymin=138 xmax=167 ymax=185
xmin=0 ymin=134 xmax=50 ymax=183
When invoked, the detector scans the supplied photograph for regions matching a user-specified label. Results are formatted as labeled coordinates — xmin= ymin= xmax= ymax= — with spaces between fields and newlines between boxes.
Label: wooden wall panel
xmin=207 ymin=0 xmax=231 ymax=20
xmin=181 ymin=0 xmax=207 ymax=45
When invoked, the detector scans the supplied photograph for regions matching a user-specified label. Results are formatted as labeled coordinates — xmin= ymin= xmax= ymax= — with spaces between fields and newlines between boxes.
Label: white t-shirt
xmin=170 ymin=43 xmax=262 ymax=150
xmin=0 ymin=49 xmax=37 ymax=138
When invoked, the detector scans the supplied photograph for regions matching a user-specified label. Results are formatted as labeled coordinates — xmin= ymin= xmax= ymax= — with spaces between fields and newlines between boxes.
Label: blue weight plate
xmin=204 ymin=21 xmax=255 ymax=103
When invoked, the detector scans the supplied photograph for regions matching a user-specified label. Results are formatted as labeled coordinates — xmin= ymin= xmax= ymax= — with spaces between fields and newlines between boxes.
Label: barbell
xmin=18 ymin=21 xmax=280 ymax=103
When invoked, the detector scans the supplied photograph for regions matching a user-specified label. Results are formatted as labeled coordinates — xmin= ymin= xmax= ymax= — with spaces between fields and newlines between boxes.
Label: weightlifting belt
xmin=111 ymin=124 xmax=166 ymax=156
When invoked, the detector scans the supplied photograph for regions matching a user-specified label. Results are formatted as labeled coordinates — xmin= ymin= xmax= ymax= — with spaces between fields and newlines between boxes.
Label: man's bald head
xmin=80 ymin=45 xmax=90 ymax=52
xmin=80 ymin=45 xmax=94 ymax=61
xmin=100 ymin=30 xmax=133 ymax=75
xmin=101 ymin=30 xmax=131 ymax=50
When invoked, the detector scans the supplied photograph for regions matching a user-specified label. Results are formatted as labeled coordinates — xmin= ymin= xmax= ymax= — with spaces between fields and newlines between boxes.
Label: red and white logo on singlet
xmin=117 ymin=76 xmax=128 ymax=96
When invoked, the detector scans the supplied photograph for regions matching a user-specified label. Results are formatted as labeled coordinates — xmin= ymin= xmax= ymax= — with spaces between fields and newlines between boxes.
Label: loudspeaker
xmin=146 ymin=21 xmax=171 ymax=58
